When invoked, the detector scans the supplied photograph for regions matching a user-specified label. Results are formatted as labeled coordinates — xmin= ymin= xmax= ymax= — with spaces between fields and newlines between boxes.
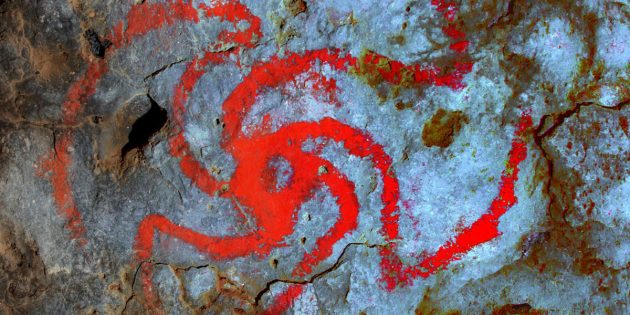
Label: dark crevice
xmin=84 ymin=29 xmax=111 ymax=58
xmin=253 ymin=242 xmax=382 ymax=308
xmin=120 ymin=95 xmax=167 ymax=158
xmin=120 ymin=262 xmax=144 ymax=315
xmin=143 ymin=58 xmax=188 ymax=82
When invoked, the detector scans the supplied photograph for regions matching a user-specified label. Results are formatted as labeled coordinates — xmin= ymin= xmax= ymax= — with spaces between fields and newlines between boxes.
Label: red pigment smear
xmin=434 ymin=1 xmax=470 ymax=54
xmin=110 ymin=0 xmax=199 ymax=47
xmin=442 ymin=25 xmax=466 ymax=40
xmin=302 ymin=71 xmax=340 ymax=106
xmin=38 ymin=133 xmax=87 ymax=246
xmin=262 ymin=284 xmax=305 ymax=315
xmin=449 ymin=40 xmax=470 ymax=53
xmin=62 ymin=60 xmax=108 ymax=125
xmin=432 ymin=0 xmax=459 ymax=22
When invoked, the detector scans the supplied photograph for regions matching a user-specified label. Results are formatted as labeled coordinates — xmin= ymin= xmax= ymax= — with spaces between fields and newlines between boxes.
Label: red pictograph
xmin=38 ymin=0 xmax=533 ymax=313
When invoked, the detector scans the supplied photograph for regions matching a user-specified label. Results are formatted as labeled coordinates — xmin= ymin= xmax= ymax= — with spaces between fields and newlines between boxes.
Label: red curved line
xmin=262 ymin=284 xmax=305 ymax=315
xmin=44 ymin=0 xmax=526 ymax=311
xmin=290 ymin=155 xmax=360 ymax=277
xmin=41 ymin=0 xmax=261 ymax=246
xmin=135 ymin=214 xmax=267 ymax=262
xmin=379 ymin=113 xmax=533 ymax=289
xmin=266 ymin=118 xmax=401 ymax=238
xmin=168 ymin=47 xmax=467 ymax=203
xmin=134 ymin=0 xmax=490 ymax=311
xmin=220 ymin=49 xmax=473 ymax=142
xmin=162 ymin=19 xmax=476 ymax=300
xmin=38 ymin=133 xmax=88 ymax=246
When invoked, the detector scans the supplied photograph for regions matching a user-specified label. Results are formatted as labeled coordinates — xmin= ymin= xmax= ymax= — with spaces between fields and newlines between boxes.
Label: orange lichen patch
xmin=186 ymin=270 xmax=259 ymax=314
xmin=421 ymin=108 xmax=468 ymax=148
xmin=94 ymin=96 xmax=168 ymax=177
xmin=211 ymin=274 xmax=256 ymax=311
xmin=351 ymin=50 xmax=433 ymax=101
xmin=96 ymin=115 xmax=139 ymax=174
xmin=283 ymin=0 xmax=307 ymax=17
xmin=349 ymin=45 xmax=472 ymax=105
xmin=492 ymin=303 xmax=546 ymax=315
xmin=527 ymin=224 xmax=606 ymax=275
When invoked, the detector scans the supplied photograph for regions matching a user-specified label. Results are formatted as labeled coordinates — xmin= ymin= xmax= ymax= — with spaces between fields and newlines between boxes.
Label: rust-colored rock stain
xmin=284 ymin=0 xmax=307 ymax=17
xmin=422 ymin=108 xmax=468 ymax=148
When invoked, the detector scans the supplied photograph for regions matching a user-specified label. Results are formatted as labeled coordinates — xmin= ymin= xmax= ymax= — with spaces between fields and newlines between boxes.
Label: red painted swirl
xmin=37 ymin=1 xmax=533 ymax=313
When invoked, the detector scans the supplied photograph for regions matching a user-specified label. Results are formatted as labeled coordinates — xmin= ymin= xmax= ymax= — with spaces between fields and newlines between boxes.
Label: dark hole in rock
xmin=121 ymin=96 xmax=167 ymax=157
xmin=91 ymin=115 xmax=103 ymax=124
xmin=215 ymin=118 xmax=225 ymax=128
xmin=83 ymin=29 xmax=111 ymax=58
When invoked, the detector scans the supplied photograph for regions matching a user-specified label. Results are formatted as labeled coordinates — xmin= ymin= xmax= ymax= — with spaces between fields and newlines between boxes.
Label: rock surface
xmin=0 ymin=0 xmax=627 ymax=314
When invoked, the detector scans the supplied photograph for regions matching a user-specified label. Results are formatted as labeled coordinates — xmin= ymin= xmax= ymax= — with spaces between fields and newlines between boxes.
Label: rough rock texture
xmin=0 ymin=0 xmax=628 ymax=314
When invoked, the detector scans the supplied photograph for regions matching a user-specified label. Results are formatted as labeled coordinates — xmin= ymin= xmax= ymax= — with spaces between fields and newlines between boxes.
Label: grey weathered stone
xmin=0 ymin=0 xmax=628 ymax=314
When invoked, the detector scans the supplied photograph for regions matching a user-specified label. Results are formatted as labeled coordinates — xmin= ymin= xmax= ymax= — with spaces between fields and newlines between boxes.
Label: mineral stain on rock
xmin=283 ymin=0 xmax=307 ymax=17
xmin=421 ymin=108 xmax=468 ymax=148
xmin=0 ymin=216 xmax=47 ymax=313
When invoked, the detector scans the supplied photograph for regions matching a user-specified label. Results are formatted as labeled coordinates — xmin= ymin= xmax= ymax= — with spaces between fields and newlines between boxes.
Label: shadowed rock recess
xmin=0 ymin=0 xmax=627 ymax=314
